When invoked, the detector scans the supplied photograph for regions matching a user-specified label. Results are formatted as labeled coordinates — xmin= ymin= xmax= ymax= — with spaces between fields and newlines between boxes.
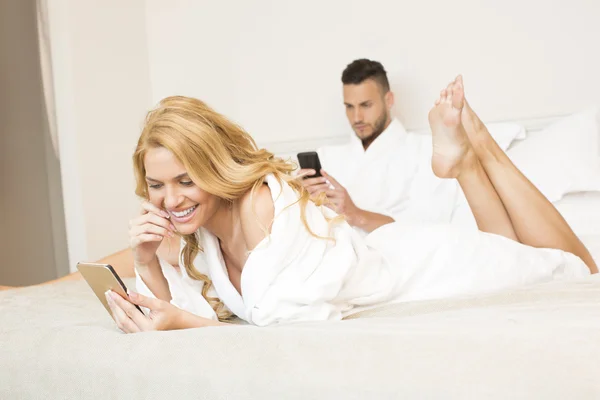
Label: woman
xmin=106 ymin=76 xmax=597 ymax=332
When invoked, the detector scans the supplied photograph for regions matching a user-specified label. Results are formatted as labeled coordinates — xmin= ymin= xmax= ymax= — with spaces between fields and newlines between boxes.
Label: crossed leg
xmin=428 ymin=76 xmax=597 ymax=274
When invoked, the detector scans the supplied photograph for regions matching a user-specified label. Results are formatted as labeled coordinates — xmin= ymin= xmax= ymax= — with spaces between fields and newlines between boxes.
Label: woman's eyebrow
xmin=145 ymin=172 xmax=189 ymax=182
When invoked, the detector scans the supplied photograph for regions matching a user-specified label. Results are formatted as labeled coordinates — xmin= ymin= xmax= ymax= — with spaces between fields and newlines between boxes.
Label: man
xmin=300 ymin=59 xmax=459 ymax=234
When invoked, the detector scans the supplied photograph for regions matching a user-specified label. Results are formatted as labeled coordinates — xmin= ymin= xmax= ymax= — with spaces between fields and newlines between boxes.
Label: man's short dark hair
xmin=341 ymin=59 xmax=390 ymax=93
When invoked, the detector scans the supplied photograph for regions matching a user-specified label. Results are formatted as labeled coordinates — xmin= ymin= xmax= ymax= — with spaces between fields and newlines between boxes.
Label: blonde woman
xmin=106 ymin=76 xmax=597 ymax=332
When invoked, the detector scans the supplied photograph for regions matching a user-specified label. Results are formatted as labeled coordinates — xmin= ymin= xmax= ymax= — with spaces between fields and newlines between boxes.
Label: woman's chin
xmin=173 ymin=221 xmax=201 ymax=236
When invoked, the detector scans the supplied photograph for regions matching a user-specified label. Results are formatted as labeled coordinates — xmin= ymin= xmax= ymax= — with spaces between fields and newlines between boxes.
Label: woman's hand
xmin=129 ymin=201 xmax=176 ymax=266
xmin=105 ymin=290 xmax=224 ymax=332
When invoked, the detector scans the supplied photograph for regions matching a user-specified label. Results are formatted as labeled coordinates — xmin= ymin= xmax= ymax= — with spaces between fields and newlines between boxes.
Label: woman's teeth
xmin=171 ymin=205 xmax=197 ymax=218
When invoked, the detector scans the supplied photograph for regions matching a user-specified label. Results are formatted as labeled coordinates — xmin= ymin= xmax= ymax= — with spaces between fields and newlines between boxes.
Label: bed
xmin=1 ymin=271 xmax=599 ymax=399
xmin=2 ymin=112 xmax=600 ymax=399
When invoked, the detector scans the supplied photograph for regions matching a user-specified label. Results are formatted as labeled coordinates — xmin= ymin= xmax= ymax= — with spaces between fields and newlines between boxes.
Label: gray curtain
xmin=36 ymin=0 xmax=59 ymax=158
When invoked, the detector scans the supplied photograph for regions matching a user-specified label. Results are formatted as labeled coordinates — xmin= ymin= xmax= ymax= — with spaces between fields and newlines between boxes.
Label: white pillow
xmin=554 ymin=192 xmax=600 ymax=266
xmin=554 ymin=192 xmax=600 ymax=237
xmin=487 ymin=122 xmax=527 ymax=150
xmin=506 ymin=106 xmax=600 ymax=202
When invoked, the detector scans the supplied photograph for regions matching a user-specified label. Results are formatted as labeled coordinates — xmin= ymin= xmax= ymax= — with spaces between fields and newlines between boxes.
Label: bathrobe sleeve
xmin=134 ymin=257 xmax=218 ymax=320
xmin=390 ymin=134 xmax=459 ymax=224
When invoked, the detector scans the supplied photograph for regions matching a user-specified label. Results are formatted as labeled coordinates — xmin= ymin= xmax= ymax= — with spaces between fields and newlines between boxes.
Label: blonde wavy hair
xmin=133 ymin=96 xmax=333 ymax=320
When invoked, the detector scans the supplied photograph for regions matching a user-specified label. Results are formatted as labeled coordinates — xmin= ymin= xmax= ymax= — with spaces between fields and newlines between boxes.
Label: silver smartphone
xmin=77 ymin=262 xmax=143 ymax=319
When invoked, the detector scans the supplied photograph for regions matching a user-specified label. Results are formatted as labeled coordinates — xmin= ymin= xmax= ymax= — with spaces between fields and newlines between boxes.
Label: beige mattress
xmin=1 ymin=273 xmax=600 ymax=399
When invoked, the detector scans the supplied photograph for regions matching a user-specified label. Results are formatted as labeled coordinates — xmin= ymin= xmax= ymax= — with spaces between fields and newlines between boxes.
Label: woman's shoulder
xmin=238 ymin=180 xmax=276 ymax=251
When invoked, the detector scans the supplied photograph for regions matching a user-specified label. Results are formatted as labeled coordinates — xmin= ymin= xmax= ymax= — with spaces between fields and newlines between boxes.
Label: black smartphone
xmin=297 ymin=151 xmax=323 ymax=177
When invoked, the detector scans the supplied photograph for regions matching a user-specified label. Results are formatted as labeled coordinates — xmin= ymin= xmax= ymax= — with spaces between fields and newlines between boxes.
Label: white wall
xmin=146 ymin=0 xmax=600 ymax=152
xmin=51 ymin=0 xmax=600 ymax=271
xmin=49 ymin=0 xmax=152 ymax=268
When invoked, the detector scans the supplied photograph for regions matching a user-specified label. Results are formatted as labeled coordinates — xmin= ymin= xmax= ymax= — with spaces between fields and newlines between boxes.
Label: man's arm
xmin=298 ymin=168 xmax=395 ymax=233
xmin=321 ymin=170 xmax=394 ymax=233
xmin=345 ymin=209 xmax=394 ymax=233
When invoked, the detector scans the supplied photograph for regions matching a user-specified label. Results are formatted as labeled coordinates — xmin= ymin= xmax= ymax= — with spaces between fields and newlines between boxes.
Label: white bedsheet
xmin=2 ymin=276 xmax=600 ymax=399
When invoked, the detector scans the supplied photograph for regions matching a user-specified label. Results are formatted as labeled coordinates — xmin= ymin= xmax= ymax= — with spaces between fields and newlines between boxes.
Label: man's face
xmin=343 ymin=79 xmax=392 ymax=142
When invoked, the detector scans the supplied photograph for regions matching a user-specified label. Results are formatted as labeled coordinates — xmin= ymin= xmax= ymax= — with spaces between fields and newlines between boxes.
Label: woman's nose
xmin=163 ymin=187 xmax=183 ymax=210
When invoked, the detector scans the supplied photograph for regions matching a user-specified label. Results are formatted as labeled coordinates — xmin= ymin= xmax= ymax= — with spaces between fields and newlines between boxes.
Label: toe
xmin=439 ymin=89 xmax=447 ymax=103
xmin=447 ymin=80 xmax=454 ymax=90
xmin=451 ymin=82 xmax=464 ymax=110
xmin=445 ymin=86 xmax=453 ymax=105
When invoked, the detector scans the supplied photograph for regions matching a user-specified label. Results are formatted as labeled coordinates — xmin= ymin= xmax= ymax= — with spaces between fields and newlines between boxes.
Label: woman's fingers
xmin=132 ymin=201 xmax=174 ymax=232
xmin=130 ymin=223 xmax=173 ymax=238
xmin=130 ymin=234 xmax=163 ymax=248
xmin=131 ymin=212 xmax=174 ymax=231
xmin=146 ymin=212 xmax=176 ymax=231
xmin=106 ymin=291 xmax=141 ymax=333
xmin=128 ymin=222 xmax=172 ymax=248
xmin=141 ymin=201 xmax=170 ymax=218
xmin=127 ymin=291 xmax=161 ymax=310
xmin=128 ymin=213 xmax=176 ymax=246
xmin=108 ymin=291 xmax=150 ymax=331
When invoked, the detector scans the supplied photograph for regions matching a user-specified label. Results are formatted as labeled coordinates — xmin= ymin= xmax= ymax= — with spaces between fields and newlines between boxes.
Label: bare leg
xmin=453 ymin=76 xmax=597 ymax=273
xmin=42 ymin=248 xmax=136 ymax=284
xmin=1 ymin=248 xmax=137 ymax=288
xmin=429 ymin=86 xmax=518 ymax=241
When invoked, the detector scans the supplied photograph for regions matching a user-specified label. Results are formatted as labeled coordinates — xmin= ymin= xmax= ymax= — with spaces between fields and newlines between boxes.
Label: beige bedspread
xmin=1 ymin=275 xmax=599 ymax=399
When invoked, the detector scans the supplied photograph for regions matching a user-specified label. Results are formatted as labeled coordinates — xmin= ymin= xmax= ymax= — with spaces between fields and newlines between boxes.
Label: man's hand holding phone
xmin=297 ymin=151 xmax=330 ymax=198
xmin=320 ymin=171 xmax=360 ymax=222
xmin=300 ymin=169 xmax=331 ymax=197
xmin=296 ymin=150 xmax=361 ymax=223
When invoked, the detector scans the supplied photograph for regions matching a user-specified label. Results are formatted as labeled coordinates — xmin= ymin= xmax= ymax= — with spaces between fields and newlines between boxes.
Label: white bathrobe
xmin=317 ymin=118 xmax=460 ymax=233
xmin=136 ymin=175 xmax=590 ymax=326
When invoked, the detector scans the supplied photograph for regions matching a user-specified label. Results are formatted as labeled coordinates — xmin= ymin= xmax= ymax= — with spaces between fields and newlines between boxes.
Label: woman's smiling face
xmin=144 ymin=147 xmax=222 ymax=235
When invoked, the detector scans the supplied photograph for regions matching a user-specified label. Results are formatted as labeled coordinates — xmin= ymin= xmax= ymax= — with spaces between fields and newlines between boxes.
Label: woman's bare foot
xmin=443 ymin=75 xmax=496 ymax=155
xmin=428 ymin=82 xmax=475 ymax=179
